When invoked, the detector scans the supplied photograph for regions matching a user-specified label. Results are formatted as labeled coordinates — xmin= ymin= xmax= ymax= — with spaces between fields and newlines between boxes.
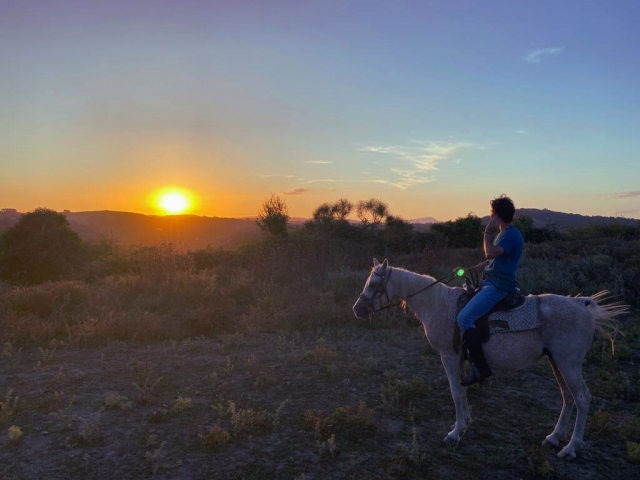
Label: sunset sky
xmin=2 ymin=0 xmax=639 ymax=221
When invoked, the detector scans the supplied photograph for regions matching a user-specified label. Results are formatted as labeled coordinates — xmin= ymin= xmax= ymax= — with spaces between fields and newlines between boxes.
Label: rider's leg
xmin=456 ymin=281 xmax=508 ymax=385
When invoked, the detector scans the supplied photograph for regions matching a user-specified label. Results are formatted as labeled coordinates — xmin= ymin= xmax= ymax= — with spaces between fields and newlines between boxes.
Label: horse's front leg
xmin=440 ymin=353 xmax=470 ymax=442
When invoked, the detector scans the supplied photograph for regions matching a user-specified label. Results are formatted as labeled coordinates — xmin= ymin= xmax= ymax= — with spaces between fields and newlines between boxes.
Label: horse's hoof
xmin=557 ymin=446 xmax=576 ymax=460
xmin=542 ymin=435 xmax=559 ymax=448
xmin=443 ymin=432 xmax=460 ymax=443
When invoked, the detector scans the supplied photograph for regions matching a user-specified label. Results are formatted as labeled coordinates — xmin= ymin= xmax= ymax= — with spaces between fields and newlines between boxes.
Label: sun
xmin=155 ymin=188 xmax=193 ymax=215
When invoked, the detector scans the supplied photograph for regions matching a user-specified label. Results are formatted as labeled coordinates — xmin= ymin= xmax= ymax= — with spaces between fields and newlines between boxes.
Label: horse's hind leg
xmin=542 ymin=357 xmax=575 ymax=448
xmin=554 ymin=361 xmax=592 ymax=459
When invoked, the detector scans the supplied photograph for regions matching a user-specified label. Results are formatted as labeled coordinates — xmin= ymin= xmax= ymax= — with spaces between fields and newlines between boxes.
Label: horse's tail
xmin=585 ymin=290 xmax=629 ymax=354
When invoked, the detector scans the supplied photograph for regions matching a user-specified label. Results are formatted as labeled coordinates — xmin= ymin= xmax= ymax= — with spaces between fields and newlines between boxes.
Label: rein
xmin=363 ymin=268 xmax=460 ymax=317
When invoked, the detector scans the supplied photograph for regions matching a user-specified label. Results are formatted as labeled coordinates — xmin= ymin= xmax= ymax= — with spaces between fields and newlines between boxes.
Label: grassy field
xmin=0 ymin=235 xmax=639 ymax=479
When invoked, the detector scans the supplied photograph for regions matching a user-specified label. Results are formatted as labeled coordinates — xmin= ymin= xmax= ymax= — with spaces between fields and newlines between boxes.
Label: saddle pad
xmin=488 ymin=295 xmax=540 ymax=334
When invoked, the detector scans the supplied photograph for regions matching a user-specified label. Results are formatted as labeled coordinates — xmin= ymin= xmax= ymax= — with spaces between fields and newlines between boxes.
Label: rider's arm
xmin=484 ymin=231 xmax=504 ymax=260
xmin=472 ymin=259 xmax=491 ymax=273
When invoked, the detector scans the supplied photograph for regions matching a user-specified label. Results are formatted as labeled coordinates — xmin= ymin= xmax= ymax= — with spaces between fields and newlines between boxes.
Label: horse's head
xmin=352 ymin=257 xmax=392 ymax=319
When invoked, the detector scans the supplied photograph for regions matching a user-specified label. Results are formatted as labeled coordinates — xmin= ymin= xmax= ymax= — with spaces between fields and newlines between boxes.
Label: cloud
xmin=613 ymin=190 xmax=640 ymax=198
xmin=517 ymin=130 xmax=528 ymax=134
xmin=524 ymin=47 xmax=564 ymax=63
xmin=303 ymin=178 xmax=338 ymax=184
xmin=359 ymin=141 xmax=473 ymax=188
xmin=305 ymin=160 xmax=333 ymax=164
xmin=359 ymin=146 xmax=400 ymax=154
xmin=257 ymin=173 xmax=295 ymax=179
xmin=283 ymin=188 xmax=308 ymax=195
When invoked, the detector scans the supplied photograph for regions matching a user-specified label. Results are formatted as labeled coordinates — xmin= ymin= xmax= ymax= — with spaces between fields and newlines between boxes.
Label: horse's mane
xmin=390 ymin=266 xmax=451 ymax=310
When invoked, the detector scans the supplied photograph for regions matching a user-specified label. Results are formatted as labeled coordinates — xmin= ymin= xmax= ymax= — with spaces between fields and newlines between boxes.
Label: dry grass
xmin=0 ymin=233 xmax=638 ymax=477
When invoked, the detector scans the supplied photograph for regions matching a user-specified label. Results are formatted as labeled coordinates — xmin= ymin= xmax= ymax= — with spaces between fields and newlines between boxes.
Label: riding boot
xmin=461 ymin=328 xmax=492 ymax=386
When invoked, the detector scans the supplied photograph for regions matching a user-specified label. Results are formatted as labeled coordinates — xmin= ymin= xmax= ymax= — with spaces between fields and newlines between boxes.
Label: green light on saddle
xmin=456 ymin=268 xmax=465 ymax=277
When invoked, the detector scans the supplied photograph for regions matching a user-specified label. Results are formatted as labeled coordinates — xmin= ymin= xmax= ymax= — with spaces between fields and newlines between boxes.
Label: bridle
xmin=358 ymin=266 xmax=464 ymax=320
xmin=357 ymin=267 xmax=395 ymax=316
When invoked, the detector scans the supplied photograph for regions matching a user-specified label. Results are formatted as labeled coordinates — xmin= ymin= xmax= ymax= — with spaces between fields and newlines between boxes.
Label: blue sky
xmin=1 ymin=0 xmax=639 ymax=220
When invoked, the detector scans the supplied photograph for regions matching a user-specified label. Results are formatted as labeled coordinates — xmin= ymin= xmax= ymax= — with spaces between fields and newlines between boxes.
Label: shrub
xmin=0 ymin=208 xmax=84 ymax=284
xmin=627 ymin=442 xmax=640 ymax=462
xmin=201 ymin=425 xmax=230 ymax=449
xmin=430 ymin=213 xmax=483 ymax=248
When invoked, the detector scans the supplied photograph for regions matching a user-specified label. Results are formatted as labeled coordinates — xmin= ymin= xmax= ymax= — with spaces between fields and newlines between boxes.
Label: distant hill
xmin=0 ymin=210 xmax=260 ymax=249
xmin=67 ymin=211 xmax=261 ymax=249
xmin=482 ymin=208 xmax=638 ymax=229
xmin=409 ymin=216 xmax=440 ymax=225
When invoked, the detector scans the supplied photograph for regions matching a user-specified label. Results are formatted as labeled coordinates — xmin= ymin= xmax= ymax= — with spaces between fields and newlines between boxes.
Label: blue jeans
xmin=457 ymin=280 xmax=509 ymax=333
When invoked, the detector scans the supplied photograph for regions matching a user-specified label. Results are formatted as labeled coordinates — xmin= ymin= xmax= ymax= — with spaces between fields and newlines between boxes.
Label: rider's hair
xmin=490 ymin=195 xmax=515 ymax=223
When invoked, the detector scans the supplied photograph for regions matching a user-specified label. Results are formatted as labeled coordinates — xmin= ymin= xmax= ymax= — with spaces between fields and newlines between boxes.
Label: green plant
xmin=171 ymin=396 xmax=192 ymax=413
xmin=256 ymin=194 xmax=289 ymax=237
xmin=620 ymin=414 xmax=640 ymax=441
xmin=2 ymin=342 xmax=22 ymax=358
xmin=356 ymin=198 xmax=389 ymax=227
xmin=380 ymin=371 xmax=427 ymax=412
xmin=67 ymin=415 xmax=102 ymax=447
xmin=132 ymin=376 xmax=163 ymax=403
xmin=303 ymin=346 xmax=339 ymax=364
xmin=145 ymin=441 xmax=166 ymax=475
xmin=587 ymin=410 xmax=613 ymax=434
xmin=627 ymin=441 xmax=640 ymax=462
xmin=38 ymin=347 xmax=56 ymax=364
xmin=8 ymin=425 xmax=23 ymax=444
xmin=102 ymin=394 xmax=133 ymax=411
xmin=227 ymin=401 xmax=274 ymax=434
xmin=317 ymin=433 xmax=337 ymax=459
xmin=0 ymin=389 xmax=19 ymax=423
xmin=430 ymin=213 xmax=484 ymax=248
xmin=200 ymin=425 xmax=231 ymax=449
xmin=397 ymin=426 xmax=425 ymax=467
xmin=272 ymin=398 xmax=290 ymax=431
xmin=0 ymin=208 xmax=85 ymax=285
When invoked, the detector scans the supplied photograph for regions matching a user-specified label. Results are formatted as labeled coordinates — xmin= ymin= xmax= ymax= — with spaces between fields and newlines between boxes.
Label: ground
xmin=0 ymin=322 xmax=638 ymax=479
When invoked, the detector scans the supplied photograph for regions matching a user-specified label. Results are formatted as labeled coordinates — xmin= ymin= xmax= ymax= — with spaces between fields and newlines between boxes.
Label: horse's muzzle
xmin=352 ymin=294 xmax=371 ymax=319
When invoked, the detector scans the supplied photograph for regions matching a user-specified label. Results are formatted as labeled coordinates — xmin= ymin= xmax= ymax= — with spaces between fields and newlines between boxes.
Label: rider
xmin=457 ymin=195 xmax=524 ymax=386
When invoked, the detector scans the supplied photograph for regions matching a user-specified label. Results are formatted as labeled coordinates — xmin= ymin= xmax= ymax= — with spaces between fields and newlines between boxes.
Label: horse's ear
xmin=382 ymin=259 xmax=389 ymax=269
xmin=373 ymin=258 xmax=379 ymax=267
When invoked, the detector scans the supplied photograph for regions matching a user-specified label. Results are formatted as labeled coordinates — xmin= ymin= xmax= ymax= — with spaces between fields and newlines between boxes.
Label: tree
xmin=0 ymin=208 xmax=84 ymax=284
xmin=356 ymin=198 xmax=389 ymax=227
xmin=312 ymin=198 xmax=354 ymax=224
xmin=331 ymin=198 xmax=353 ymax=221
xmin=312 ymin=203 xmax=334 ymax=224
xmin=256 ymin=194 xmax=289 ymax=236
xmin=514 ymin=215 xmax=534 ymax=241
xmin=384 ymin=215 xmax=415 ymax=252
xmin=430 ymin=213 xmax=483 ymax=248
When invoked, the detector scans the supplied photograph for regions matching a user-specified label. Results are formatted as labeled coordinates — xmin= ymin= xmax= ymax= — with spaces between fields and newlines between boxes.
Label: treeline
xmin=1 ymin=200 xmax=639 ymax=288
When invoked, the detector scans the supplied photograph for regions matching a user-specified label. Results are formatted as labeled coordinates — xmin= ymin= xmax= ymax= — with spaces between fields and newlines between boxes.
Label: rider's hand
xmin=485 ymin=215 xmax=499 ymax=234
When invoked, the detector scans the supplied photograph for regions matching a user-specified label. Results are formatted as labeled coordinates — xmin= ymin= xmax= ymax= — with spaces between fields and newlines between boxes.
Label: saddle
xmin=453 ymin=279 xmax=531 ymax=354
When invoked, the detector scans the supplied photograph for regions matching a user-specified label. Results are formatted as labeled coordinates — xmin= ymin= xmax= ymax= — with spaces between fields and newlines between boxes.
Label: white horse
xmin=352 ymin=258 xmax=627 ymax=459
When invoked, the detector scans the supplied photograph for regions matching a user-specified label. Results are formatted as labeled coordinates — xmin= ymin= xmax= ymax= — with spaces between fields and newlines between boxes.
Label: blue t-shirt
xmin=483 ymin=225 xmax=524 ymax=292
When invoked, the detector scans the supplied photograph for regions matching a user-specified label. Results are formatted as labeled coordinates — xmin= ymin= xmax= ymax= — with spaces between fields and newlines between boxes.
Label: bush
xmin=430 ymin=213 xmax=483 ymax=248
xmin=0 ymin=208 xmax=84 ymax=284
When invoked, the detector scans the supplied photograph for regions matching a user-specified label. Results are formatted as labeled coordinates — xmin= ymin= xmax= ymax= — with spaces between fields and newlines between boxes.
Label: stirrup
xmin=461 ymin=366 xmax=490 ymax=386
